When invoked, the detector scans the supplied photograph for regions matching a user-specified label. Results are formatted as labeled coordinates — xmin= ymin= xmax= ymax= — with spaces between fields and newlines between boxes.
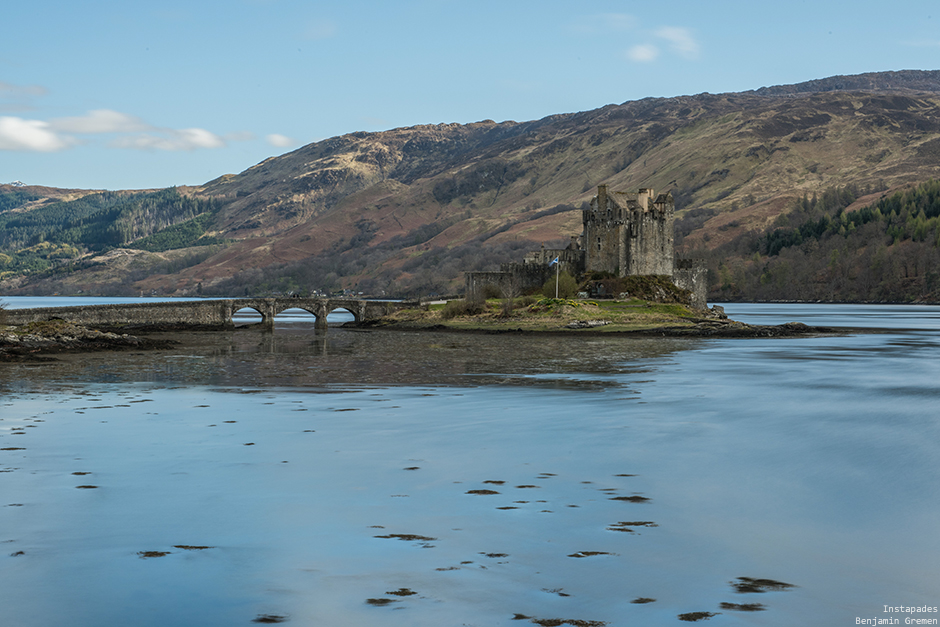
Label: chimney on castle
xmin=597 ymin=185 xmax=608 ymax=210
xmin=637 ymin=188 xmax=654 ymax=211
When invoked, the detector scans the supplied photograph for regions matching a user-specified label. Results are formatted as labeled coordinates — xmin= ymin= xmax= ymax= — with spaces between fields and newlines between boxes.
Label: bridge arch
xmin=231 ymin=302 xmax=270 ymax=327
xmin=324 ymin=305 xmax=359 ymax=325
xmin=272 ymin=304 xmax=322 ymax=327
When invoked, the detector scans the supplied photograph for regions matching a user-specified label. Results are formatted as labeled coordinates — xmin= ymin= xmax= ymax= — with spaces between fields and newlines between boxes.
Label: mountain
xmin=3 ymin=69 xmax=940 ymax=300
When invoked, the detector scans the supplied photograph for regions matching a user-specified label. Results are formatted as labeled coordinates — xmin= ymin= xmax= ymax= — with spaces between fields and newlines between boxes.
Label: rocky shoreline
xmin=0 ymin=320 xmax=176 ymax=362
xmin=356 ymin=317 xmax=848 ymax=338
xmin=0 ymin=315 xmax=860 ymax=363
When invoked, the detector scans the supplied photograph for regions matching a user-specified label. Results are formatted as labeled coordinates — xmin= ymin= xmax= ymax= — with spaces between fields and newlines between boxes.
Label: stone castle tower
xmin=582 ymin=184 xmax=675 ymax=276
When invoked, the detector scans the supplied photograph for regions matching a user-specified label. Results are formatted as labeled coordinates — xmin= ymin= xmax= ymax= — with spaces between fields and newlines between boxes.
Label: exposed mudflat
xmin=0 ymin=320 xmax=176 ymax=361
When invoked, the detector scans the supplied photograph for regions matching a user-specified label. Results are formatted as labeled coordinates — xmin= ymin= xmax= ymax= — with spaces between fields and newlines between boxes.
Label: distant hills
xmin=3 ymin=69 xmax=940 ymax=302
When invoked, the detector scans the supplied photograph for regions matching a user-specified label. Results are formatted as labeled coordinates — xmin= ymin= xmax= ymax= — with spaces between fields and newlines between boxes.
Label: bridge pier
xmin=260 ymin=300 xmax=276 ymax=330
xmin=314 ymin=303 xmax=330 ymax=330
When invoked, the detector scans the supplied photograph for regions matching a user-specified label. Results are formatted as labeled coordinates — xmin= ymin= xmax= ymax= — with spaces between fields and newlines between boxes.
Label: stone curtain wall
xmin=673 ymin=258 xmax=708 ymax=309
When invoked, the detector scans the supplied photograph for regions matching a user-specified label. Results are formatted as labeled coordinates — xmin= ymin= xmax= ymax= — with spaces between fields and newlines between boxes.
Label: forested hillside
xmin=707 ymin=180 xmax=940 ymax=302
xmin=0 ymin=188 xmax=221 ymax=281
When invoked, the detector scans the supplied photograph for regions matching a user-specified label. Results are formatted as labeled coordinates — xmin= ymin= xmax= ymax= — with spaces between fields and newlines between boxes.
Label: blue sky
xmin=2 ymin=0 xmax=938 ymax=190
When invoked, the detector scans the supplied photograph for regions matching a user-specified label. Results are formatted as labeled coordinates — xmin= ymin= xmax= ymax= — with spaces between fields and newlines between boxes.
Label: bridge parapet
xmin=4 ymin=299 xmax=237 ymax=329
xmin=4 ymin=298 xmax=412 ymax=331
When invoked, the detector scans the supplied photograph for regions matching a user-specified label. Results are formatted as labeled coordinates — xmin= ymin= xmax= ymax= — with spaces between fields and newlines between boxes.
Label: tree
xmin=542 ymin=272 xmax=578 ymax=299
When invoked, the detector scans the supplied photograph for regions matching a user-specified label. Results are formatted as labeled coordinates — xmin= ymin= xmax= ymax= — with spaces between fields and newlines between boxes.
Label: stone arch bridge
xmin=5 ymin=298 xmax=412 ymax=331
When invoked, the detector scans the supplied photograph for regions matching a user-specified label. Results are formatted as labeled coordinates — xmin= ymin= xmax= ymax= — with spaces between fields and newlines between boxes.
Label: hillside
xmin=3 ymin=70 xmax=940 ymax=300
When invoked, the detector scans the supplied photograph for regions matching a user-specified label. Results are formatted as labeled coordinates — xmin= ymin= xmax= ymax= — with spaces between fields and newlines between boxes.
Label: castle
xmin=465 ymin=185 xmax=707 ymax=308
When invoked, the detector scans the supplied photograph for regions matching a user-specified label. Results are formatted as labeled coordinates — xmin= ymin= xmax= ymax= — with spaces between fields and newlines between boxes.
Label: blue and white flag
xmin=549 ymin=256 xmax=559 ymax=266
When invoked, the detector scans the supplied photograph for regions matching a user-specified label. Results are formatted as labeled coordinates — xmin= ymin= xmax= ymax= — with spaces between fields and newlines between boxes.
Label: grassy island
xmin=379 ymin=297 xmax=710 ymax=333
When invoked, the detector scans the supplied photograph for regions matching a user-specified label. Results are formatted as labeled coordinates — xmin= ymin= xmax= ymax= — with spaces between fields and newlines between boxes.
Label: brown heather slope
xmin=5 ymin=70 xmax=940 ymax=297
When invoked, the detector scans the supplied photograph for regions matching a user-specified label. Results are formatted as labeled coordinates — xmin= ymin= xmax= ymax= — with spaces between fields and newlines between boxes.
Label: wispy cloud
xmin=624 ymin=25 xmax=700 ymax=64
xmin=0 ymin=116 xmax=72 ymax=152
xmin=627 ymin=44 xmax=659 ymax=63
xmin=0 ymin=81 xmax=49 ymax=113
xmin=266 ymin=133 xmax=297 ymax=148
xmin=655 ymin=26 xmax=699 ymax=59
xmin=111 ymin=128 xmax=226 ymax=151
xmin=50 ymin=109 xmax=150 ymax=134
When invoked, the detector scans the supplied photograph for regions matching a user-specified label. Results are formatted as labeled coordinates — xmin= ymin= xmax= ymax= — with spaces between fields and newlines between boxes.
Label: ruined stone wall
xmin=464 ymin=271 xmax=512 ymax=300
xmin=466 ymin=246 xmax=585 ymax=300
xmin=673 ymin=258 xmax=708 ymax=310
xmin=522 ymin=248 xmax=584 ymax=276
xmin=501 ymin=262 xmax=551 ymax=293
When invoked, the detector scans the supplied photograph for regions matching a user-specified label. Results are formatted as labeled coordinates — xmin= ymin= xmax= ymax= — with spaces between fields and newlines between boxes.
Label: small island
xmin=368 ymin=298 xmax=824 ymax=337
xmin=364 ymin=276 xmax=826 ymax=338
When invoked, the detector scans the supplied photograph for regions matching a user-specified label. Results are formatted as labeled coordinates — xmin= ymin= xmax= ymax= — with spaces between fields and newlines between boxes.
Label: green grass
xmin=383 ymin=297 xmax=698 ymax=332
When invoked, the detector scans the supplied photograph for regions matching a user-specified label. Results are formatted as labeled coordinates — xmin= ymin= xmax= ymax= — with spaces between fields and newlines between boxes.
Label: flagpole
xmin=549 ymin=255 xmax=560 ymax=298
xmin=555 ymin=259 xmax=559 ymax=299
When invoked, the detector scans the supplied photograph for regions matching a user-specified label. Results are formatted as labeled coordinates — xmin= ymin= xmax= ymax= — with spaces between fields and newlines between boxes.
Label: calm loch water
xmin=1 ymin=298 xmax=938 ymax=626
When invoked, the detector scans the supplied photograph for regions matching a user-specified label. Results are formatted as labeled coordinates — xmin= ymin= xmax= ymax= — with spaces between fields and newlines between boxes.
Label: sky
xmin=1 ymin=0 xmax=938 ymax=191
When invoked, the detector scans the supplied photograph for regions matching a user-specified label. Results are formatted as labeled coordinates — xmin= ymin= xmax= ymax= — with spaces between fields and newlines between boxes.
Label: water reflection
xmin=1 ymin=325 xmax=697 ymax=393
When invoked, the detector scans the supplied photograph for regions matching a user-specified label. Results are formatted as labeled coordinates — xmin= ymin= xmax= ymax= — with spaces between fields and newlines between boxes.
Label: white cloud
xmin=50 ymin=109 xmax=150 ymax=134
xmin=1 ymin=105 xmax=228 ymax=152
xmin=266 ymin=133 xmax=296 ymax=148
xmin=655 ymin=26 xmax=699 ymax=59
xmin=627 ymin=44 xmax=659 ymax=63
xmin=0 ymin=116 xmax=71 ymax=152
xmin=111 ymin=128 xmax=225 ymax=151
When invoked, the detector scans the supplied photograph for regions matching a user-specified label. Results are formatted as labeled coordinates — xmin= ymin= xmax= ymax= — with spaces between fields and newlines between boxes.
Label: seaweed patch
xmin=678 ymin=611 xmax=718 ymax=621
xmin=731 ymin=577 xmax=795 ymax=593
xmin=720 ymin=602 xmax=766 ymax=611
xmin=137 ymin=551 xmax=170 ymax=558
